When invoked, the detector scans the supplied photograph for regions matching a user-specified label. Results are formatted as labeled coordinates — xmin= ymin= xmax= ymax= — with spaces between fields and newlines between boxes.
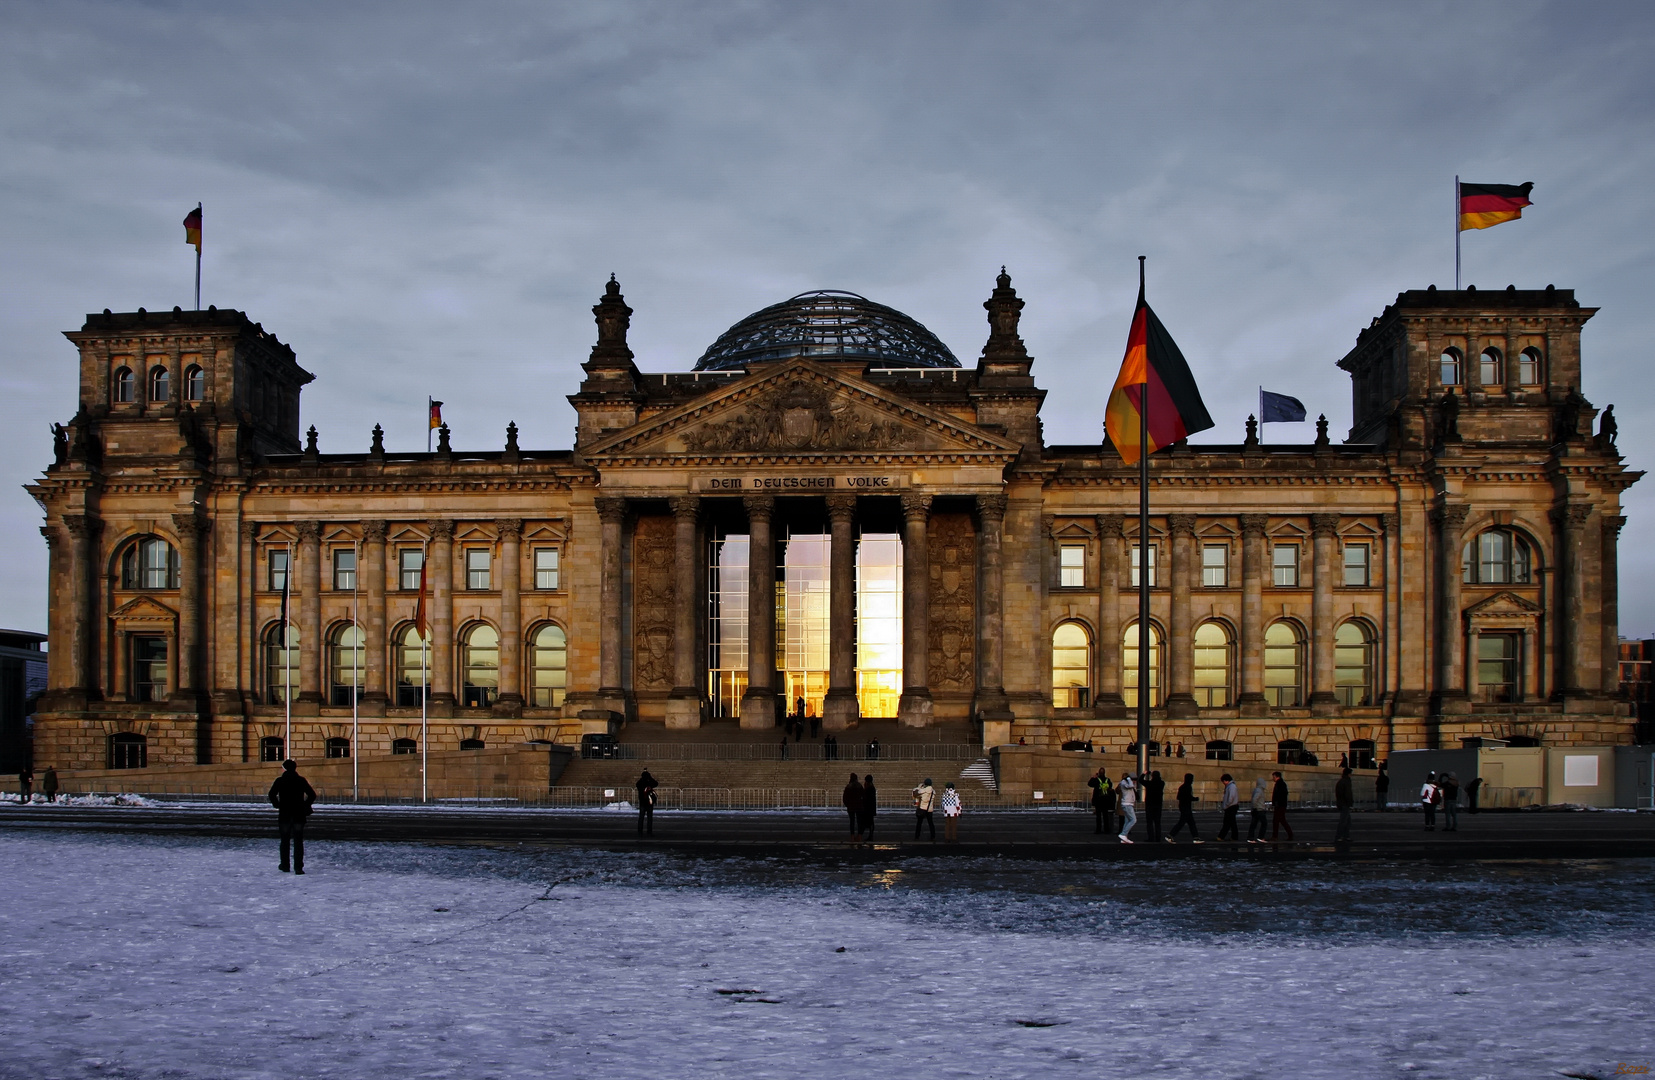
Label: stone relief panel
xmin=682 ymin=380 xmax=927 ymax=453
xmin=632 ymin=514 xmax=676 ymax=691
xmin=928 ymin=511 xmax=976 ymax=691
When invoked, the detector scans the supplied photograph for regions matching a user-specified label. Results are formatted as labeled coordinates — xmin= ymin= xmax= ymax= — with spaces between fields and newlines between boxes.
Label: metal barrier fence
xmin=581 ymin=742 xmax=981 ymax=763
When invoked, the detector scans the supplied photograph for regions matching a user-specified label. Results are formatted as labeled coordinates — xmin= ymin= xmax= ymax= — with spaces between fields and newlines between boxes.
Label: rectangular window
xmin=466 ymin=548 xmax=491 ymax=590
xmin=1059 ymin=545 xmax=1085 ymax=588
xmin=533 ymin=547 xmax=560 ymax=590
xmin=399 ymin=549 xmax=424 ymax=591
xmin=332 ymin=548 xmax=356 ymax=591
xmin=268 ymin=549 xmax=290 ymax=592
xmin=1272 ymin=544 xmax=1299 ymax=587
xmin=1476 ymin=632 xmax=1519 ymax=703
xmin=1343 ymin=543 xmax=1370 ymax=587
xmin=131 ymin=635 xmax=168 ymax=702
xmin=1130 ymin=544 xmax=1158 ymax=587
xmin=1202 ymin=544 xmax=1228 ymax=587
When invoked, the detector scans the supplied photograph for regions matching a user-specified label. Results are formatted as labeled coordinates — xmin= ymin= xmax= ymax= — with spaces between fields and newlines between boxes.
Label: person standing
xmin=1334 ymin=766 xmax=1354 ymax=842
xmin=940 ymin=782 xmax=963 ymax=843
xmin=1269 ymin=771 xmax=1294 ymax=841
xmin=912 ymin=777 xmax=937 ymax=841
xmin=1217 ymin=774 xmax=1240 ymax=842
xmin=268 ymin=759 xmax=316 ymax=874
xmin=17 ymin=766 xmax=32 ymax=803
xmin=1144 ymin=770 xmax=1166 ymax=843
xmin=779 ymin=736 xmax=790 ymax=761
xmin=1116 ymin=772 xmax=1138 ymax=844
xmin=1375 ymin=761 xmax=1390 ymax=812
xmin=1465 ymin=775 xmax=1483 ymax=814
xmin=1420 ymin=772 xmax=1439 ymax=831
xmin=42 ymin=766 xmax=59 ymax=804
xmin=1247 ymin=777 xmax=1269 ymax=843
xmin=1441 ymin=772 xmax=1460 ymax=832
xmin=1089 ymin=770 xmax=1112 ymax=835
xmin=810 ymin=713 xmax=821 ymax=740
xmin=843 ymin=773 xmax=864 ymax=844
xmin=860 ymin=774 xmax=878 ymax=840
xmin=635 ymin=769 xmax=659 ymax=836
xmin=1168 ymin=772 xmax=1202 ymax=842
xmin=868 ymin=738 xmax=881 ymax=761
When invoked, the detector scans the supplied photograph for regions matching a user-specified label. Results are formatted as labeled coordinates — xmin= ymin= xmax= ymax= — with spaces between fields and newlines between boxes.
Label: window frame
xmin=391 ymin=738 xmax=418 ymax=755
xmin=1518 ymin=347 xmax=1542 ymax=385
xmin=1271 ymin=543 xmax=1300 ymax=588
xmin=267 ymin=548 xmax=290 ymax=593
xmin=399 ymin=548 xmax=424 ymax=591
xmin=1204 ymin=739 xmax=1233 ymax=762
xmin=130 ymin=635 xmax=169 ymax=702
xmin=149 ymin=365 xmax=171 ymax=403
xmin=1263 ymin=621 xmax=1304 ymax=707
xmin=326 ymin=737 xmax=351 ymax=759
xmin=1439 ymin=347 xmax=1463 ymax=386
xmin=1476 ymin=631 xmax=1521 ymax=703
xmin=1058 ymin=545 xmax=1086 ymax=589
xmin=465 ymin=548 xmax=492 ymax=591
xmin=1463 ymin=529 xmax=1532 ymax=585
xmin=184 ymin=364 xmax=205 ymax=402
xmin=329 ymin=624 xmax=364 ymax=707
xmin=395 ymin=624 xmax=429 ymax=706
xmin=1129 ymin=543 xmax=1158 ymax=588
xmin=1334 ymin=620 xmax=1374 ymax=706
xmin=530 ymin=623 xmax=568 ymax=708
xmin=1342 ymin=543 xmax=1370 ymax=587
xmin=1201 ymin=543 xmax=1228 ymax=588
xmin=1051 ymin=621 xmax=1092 ymax=708
xmin=109 ymin=732 xmax=147 ymax=769
xmin=265 ymin=624 xmax=299 ymax=705
xmin=1192 ymin=621 xmax=1232 ymax=707
xmin=1122 ymin=621 xmax=1163 ymax=708
xmin=259 ymin=735 xmax=286 ymax=763
xmin=1478 ymin=347 xmax=1503 ymax=387
xmin=113 ymin=365 xmax=135 ymax=403
xmin=533 ymin=547 xmax=560 ymax=591
xmin=332 ymin=548 xmax=357 ymax=592
xmin=461 ymin=623 xmax=500 ymax=707
xmin=122 ymin=537 xmax=180 ymax=590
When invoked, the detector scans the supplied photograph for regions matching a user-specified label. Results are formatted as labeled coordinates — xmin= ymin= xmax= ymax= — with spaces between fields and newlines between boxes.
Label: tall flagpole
xmin=1137 ymin=255 xmax=1151 ymax=782
xmin=352 ymin=539 xmax=360 ymax=801
xmin=421 ymin=539 xmax=429 ymax=803
xmin=1455 ymin=176 xmax=1461 ymax=291
xmin=194 ymin=203 xmax=202 ymax=311
xmin=284 ymin=541 xmax=292 ymax=757
xmin=427 ymin=397 xmax=434 ymax=454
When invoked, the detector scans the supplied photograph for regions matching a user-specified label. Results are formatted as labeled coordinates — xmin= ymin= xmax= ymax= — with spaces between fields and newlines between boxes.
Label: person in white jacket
xmin=912 ymin=778 xmax=937 ymax=842
xmin=1116 ymin=773 xmax=1138 ymax=844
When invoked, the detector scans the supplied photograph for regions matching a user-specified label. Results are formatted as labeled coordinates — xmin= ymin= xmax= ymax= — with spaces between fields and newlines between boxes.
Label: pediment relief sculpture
xmin=1463 ymin=590 xmax=1543 ymax=618
xmin=112 ymin=596 xmax=178 ymax=624
xmin=680 ymin=380 xmax=929 ymax=453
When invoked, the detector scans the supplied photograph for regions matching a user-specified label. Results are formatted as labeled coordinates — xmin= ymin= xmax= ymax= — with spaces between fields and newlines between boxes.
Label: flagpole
xmin=1455 ymin=176 xmax=1461 ymax=291
xmin=421 ymin=539 xmax=429 ymax=804
xmin=1137 ymin=255 xmax=1151 ymax=782
xmin=352 ymin=539 xmax=360 ymax=802
xmin=1258 ymin=386 xmax=1263 ymax=446
xmin=427 ymin=397 xmax=433 ymax=454
xmin=194 ymin=203 xmax=202 ymax=311
xmin=284 ymin=540 xmax=292 ymax=758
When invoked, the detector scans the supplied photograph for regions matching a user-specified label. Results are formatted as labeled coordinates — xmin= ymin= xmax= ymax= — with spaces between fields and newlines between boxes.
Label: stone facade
xmin=26 ymin=278 xmax=1641 ymax=771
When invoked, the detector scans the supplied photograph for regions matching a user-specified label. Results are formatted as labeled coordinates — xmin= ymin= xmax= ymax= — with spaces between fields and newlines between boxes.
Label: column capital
xmin=900 ymin=492 xmax=932 ymax=520
xmin=1432 ymin=503 xmax=1470 ymax=532
xmin=1551 ymin=503 xmax=1592 ymax=529
xmin=427 ymin=518 xmax=455 ymax=541
xmin=825 ymin=494 xmax=857 ymax=523
xmin=239 ymin=520 xmax=260 ymax=542
xmin=976 ymin=493 xmax=1008 ymax=522
xmin=361 ymin=519 xmax=388 ymax=542
xmin=295 ymin=520 xmax=322 ymax=543
xmin=171 ymin=512 xmax=210 ymax=537
xmin=495 ymin=518 xmax=524 ymax=541
xmin=1604 ymin=514 xmax=1627 ymax=537
xmin=1378 ymin=512 xmax=1395 ymax=534
xmin=1095 ymin=514 xmax=1124 ymax=539
xmin=62 ymin=513 xmax=99 ymax=539
xmin=669 ymin=495 xmax=700 ymax=521
xmin=38 ymin=524 xmax=58 ymax=548
xmin=1309 ymin=513 xmax=1340 ymax=539
xmin=1238 ymin=513 xmax=1268 ymax=538
xmin=1167 ymin=513 xmax=1198 ymax=537
xmin=743 ymin=494 xmax=776 ymax=523
xmin=595 ymin=497 xmax=627 ymax=523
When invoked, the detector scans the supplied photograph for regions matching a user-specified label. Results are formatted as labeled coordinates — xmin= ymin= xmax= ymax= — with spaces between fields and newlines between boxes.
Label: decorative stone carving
xmin=595 ymin=497 xmax=627 ymax=523
xmin=239 ymin=521 xmax=259 ymax=542
xmin=631 ymin=514 xmax=676 ymax=691
xmin=295 ymin=520 xmax=321 ymax=543
xmin=495 ymin=519 xmax=523 ymax=541
xmin=1096 ymin=514 xmax=1125 ymax=539
xmin=428 ymin=519 xmax=455 ymax=541
xmin=825 ymin=494 xmax=856 ymax=523
xmin=900 ymin=492 xmax=933 ymax=520
xmin=682 ymin=380 xmax=926 ymax=453
xmin=742 ymin=495 xmax=775 ymax=523
xmin=928 ymin=512 xmax=976 ymax=692
xmin=1552 ymin=503 xmax=1592 ymax=529
xmin=669 ymin=495 xmax=701 ymax=521
xmin=977 ymin=493 xmax=1007 ymax=522
xmin=1238 ymin=514 xmax=1268 ymax=539
xmin=172 ymin=512 xmax=209 ymax=537
xmin=361 ymin=520 xmax=388 ymax=542
xmin=1604 ymin=514 xmax=1627 ymax=538
xmin=1168 ymin=513 xmax=1198 ymax=537
xmin=1309 ymin=513 xmax=1340 ymax=538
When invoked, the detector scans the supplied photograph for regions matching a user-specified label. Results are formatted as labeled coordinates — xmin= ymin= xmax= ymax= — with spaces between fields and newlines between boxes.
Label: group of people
xmin=1091 ymin=767 xmax=1337 ymax=845
xmin=14 ymin=766 xmax=60 ymax=803
xmin=841 ymin=774 xmax=963 ymax=845
xmin=1417 ymin=770 xmax=1468 ymax=831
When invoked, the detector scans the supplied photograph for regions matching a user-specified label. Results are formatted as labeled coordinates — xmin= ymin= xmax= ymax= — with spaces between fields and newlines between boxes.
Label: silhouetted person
xmin=860 ymin=774 xmax=878 ymax=840
xmin=1441 ymin=772 xmax=1460 ymax=832
xmin=1375 ymin=761 xmax=1390 ymax=812
xmin=1466 ymin=775 xmax=1483 ymax=814
xmin=1089 ymin=769 xmax=1112 ymax=835
xmin=635 ymin=769 xmax=658 ymax=836
xmin=268 ymin=759 xmax=315 ymax=873
xmin=780 ymin=736 xmax=790 ymax=761
xmin=1168 ymin=772 xmax=1201 ymax=842
xmin=843 ymin=773 xmax=864 ymax=843
xmin=868 ymin=739 xmax=881 ymax=761
xmin=1144 ymin=770 xmax=1166 ymax=842
xmin=42 ymin=766 xmax=59 ymax=803
xmin=1217 ymin=774 xmax=1240 ymax=841
xmin=913 ymin=778 xmax=937 ymax=841
xmin=1270 ymin=771 xmax=1293 ymax=841
xmin=17 ymin=767 xmax=32 ymax=803
xmin=1334 ymin=767 xmax=1354 ymax=843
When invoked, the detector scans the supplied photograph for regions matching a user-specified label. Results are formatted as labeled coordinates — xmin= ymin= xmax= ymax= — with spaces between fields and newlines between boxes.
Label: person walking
xmin=1465 ymin=775 xmax=1483 ymax=814
xmin=912 ymin=777 xmax=937 ymax=841
xmin=1334 ymin=766 xmax=1354 ymax=843
xmin=1144 ymin=770 xmax=1166 ymax=843
xmin=1116 ymin=772 xmax=1138 ymax=844
xmin=1217 ymin=773 xmax=1240 ymax=842
xmin=1420 ymin=772 xmax=1439 ymax=831
xmin=1441 ymin=772 xmax=1460 ymax=832
xmin=779 ymin=736 xmax=790 ymax=761
xmin=843 ymin=773 xmax=864 ymax=844
xmin=1269 ymin=771 xmax=1294 ymax=841
xmin=268 ymin=759 xmax=315 ymax=874
xmin=18 ymin=766 xmax=33 ymax=803
xmin=635 ymin=770 xmax=659 ymax=836
xmin=940 ymin=781 xmax=963 ymax=843
xmin=1247 ymin=777 xmax=1269 ymax=843
xmin=42 ymin=766 xmax=59 ymax=804
xmin=1168 ymin=772 xmax=1202 ymax=842
xmin=1088 ymin=769 xmax=1113 ymax=835
xmin=1375 ymin=761 xmax=1390 ymax=812
xmin=860 ymin=774 xmax=878 ymax=840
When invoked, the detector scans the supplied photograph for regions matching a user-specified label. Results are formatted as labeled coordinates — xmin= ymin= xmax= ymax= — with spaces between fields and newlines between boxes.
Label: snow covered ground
xmin=1 ymin=830 xmax=1650 ymax=1080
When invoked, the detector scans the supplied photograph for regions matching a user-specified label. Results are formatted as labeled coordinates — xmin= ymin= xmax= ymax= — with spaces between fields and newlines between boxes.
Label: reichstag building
xmin=29 ymin=271 xmax=1638 ymax=770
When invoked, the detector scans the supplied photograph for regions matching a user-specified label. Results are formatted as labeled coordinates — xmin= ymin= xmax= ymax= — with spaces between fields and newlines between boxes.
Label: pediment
xmin=1463 ymin=590 xmax=1543 ymax=617
xmin=584 ymin=362 xmax=1020 ymax=462
xmin=111 ymin=596 xmax=177 ymax=624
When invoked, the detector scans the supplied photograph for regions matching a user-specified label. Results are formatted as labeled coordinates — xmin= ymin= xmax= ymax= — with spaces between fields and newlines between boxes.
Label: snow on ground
xmin=0 ymin=831 xmax=1650 ymax=1080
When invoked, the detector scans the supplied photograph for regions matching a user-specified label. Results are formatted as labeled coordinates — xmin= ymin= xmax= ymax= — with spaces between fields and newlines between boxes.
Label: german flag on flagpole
xmin=1104 ymin=262 xmax=1214 ymax=465
xmin=183 ymin=205 xmax=202 ymax=252
xmin=1459 ymin=181 xmax=1533 ymax=231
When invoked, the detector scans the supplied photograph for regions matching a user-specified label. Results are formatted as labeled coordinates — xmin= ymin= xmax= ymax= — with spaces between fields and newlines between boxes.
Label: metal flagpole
xmin=427 ymin=397 xmax=433 ymax=454
xmin=1258 ymin=386 xmax=1263 ymax=445
xmin=421 ymin=539 xmax=429 ymax=803
xmin=352 ymin=539 xmax=360 ymax=801
xmin=1137 ymin=256 xmax=1151 ymax=783
xmin=1455 ymin=176 xmax=1461 ymax=291
xmin=194 ymin=203 xmax=202 ymax=311
xmin=284 ymin=541 xmax=292 ymax=757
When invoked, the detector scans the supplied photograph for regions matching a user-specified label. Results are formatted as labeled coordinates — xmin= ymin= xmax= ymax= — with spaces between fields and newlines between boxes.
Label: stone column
xmin=1602 ymin=515 xmax=1625 ymax=696
xmin=665 ymin=496 xmax=704 ymax=729
xmin=1309 ymin=513 xmax=1340 ymax=715
xmin=898 ymin=492 xmax=933 ymax=727
xmin=496 ymin=519 xmax=524 ymax=714
xmin=63 ymin=515 xmax=98 ymax=702
xmin=1165 ymin=513 xmax=1198 ymax=718
xmin=740 ymin=495 xmax=778 ymax=729
xmin=1432 ymin=503 xmax=1470 ymax=714
xmin=297 ymin=520 xmax=323 ymax=705
xmin=595 ymin=498 xmax=627 ymax=704
xmin=171 ymin=512 xmax=209 ymax=706
xmin=428 ymin=519 xmax=455 ymax=710
xmin=238 ymin=522 xmax=257 ymax=715
xmin=823 ymin=495 xmax=860 ymax=731
xmin=361 ymin=520 xmax=388 ymax=706
xmin=1554 ymin=503 xmax=1594 ymax=698
xmin=1237 ymin=514 xmax=1268 ymax=716
xmin=1095 ymin=515 xmax=1125 ymax=712
xmin=974 ymin=494 xmax=1011 ymax=722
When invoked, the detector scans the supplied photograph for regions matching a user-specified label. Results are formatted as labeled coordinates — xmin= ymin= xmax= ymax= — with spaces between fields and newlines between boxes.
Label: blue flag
xmin=1260 ymin=390 xmax=1307 ymax=424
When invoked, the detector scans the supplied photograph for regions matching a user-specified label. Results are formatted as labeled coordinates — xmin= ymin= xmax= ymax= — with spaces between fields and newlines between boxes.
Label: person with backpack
xmin=1167 ymin=772 xmax=1202 ymax=843
xmin=1116 ymin=772 xmax=1138 ymax=844
xmin=1420 ymin=772 xmax=1439 ymax=831
xmin=912 ymin=778 xmax=938 ymax=842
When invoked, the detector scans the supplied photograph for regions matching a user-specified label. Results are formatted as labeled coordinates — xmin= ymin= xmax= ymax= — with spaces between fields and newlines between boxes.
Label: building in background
xmin=25 ymin=276 xmax=1641 ymax=771
xmin=1617 ymin=639 xmax=1655 ymax=744
xmin=0 ymin=630 xmax=49 ymax=773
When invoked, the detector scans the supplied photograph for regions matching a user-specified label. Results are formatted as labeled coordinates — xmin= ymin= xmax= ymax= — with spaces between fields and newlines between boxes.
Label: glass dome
xmin=693 ymin=290 xmax=960 ymax=371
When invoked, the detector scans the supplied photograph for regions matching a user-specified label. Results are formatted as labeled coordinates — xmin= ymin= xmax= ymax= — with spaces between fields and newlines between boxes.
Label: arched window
xmin=259 ymin=735 xmax=285 ymax=763
xmin=1518 ymin=347 xmax=1542 ymax=385
xmin=265 ymin=624 xmax=299 ymax=705
xmin=184 ymin=364 xmax=205 ymax=402
xmin=1205 ymin=739 xmax=1233 ymax=761
xmin=1123 ymin=622 xmax=1162 ymax=708
xmin=1334 ymin=621 xmax=1374 ymax=706
xmin=459 ymin=738 xmax=486 ymax=750
xmin=1263 ymin=622 xmax=1303 ymax=707
xmin=149 ymin=366 xmax=170 ymax=403
xmin=1479 ymin=347 xmax=1503 ymax=387
xmin=530 ymin=624 xmax=567 ymax=708
xmin=113 ymin=366 xmax=135 ymax=403
xmin=121 ymin=537 xmax=179 ymax=589
xmin=1462 ymin=529 xmax=1532 ymax=584
xmin=329 ymin=624 xmax=364 ymax=706
xmin=396 ymin=624 xmax=429 ymax=707
xmin=462 ymin=624 xmax=499 ymax=707
xmin=109 ymin=732 xmax=147 ymax=769
xmin=1192 ymin=622 xmax=1232 ymax=707
xmin=1051 ymin=622 xmax=1091 ymax=708
xmin=1277 ymin=739 xmax=1307 ymax=766
xmin=391 ymin=737 xmax=418 ymax=755
xmin=1348 ymin=739 xmax=1377 ymax=770
xmin=1439 ymin=348 xmax=1462 ymax=386
xmin=326 ymin=737 xmax=351 ymax=759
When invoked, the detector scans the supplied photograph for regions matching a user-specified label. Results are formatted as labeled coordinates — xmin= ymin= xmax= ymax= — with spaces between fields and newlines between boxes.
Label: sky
xmin=1 ymin=1 xmax=1652 ymax=633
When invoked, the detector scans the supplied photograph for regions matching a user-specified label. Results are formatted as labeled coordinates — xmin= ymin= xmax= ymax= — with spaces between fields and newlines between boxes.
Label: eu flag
xmin=1260 ymin=390 xmax=1307 ymax=424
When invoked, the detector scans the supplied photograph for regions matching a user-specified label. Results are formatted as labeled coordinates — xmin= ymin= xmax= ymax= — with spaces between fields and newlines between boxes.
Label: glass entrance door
xmin=778 ymin=532 xmax=829 ymax=720
xmin=855 ymin=532 xmax=903 ymax=718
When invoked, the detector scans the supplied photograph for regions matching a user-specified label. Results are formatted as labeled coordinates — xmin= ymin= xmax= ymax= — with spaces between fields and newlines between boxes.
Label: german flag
xmin=1104 ymin=271 xmax=1214 ymax=465
xmin=183 ymin=205 xmax=202 ymax=252
xmin=1459 ymin=182 xmax=1533 ymax=231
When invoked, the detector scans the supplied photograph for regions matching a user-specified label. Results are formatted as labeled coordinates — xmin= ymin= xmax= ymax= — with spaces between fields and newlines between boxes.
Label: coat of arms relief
xmin=681 ymin=380 xmax=928 ymax=453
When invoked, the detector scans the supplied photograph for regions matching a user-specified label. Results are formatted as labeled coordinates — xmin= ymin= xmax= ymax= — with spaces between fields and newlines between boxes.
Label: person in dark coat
xmin=1375 ymin=761 xmax=1390 ymax=812
xmin=635 ymin=770 xmax=658 ymax=836
xmin=1144 ymin=770 xmax=1166 ymax=842
xmin=268 ymin=759 xmax=316 ymax=873
xmin=1088 ymin=770 xmax=1111 ymax=835
xmin=1167 ymin=772 xmax=1202 ymax=842
xmin=1465 ymin=775 xmax=1483 ymax=814
xmin=42 ymin=766 xmax=59 ymax=803
xmin=842 ymin=773 xmax=864 ymax=843
xmin=18 ymin=766 xmax=32 ymax=803
xmin=1334 ymin=767 xmax=1354 ymax=842
xmin=1269 ymin=771 xmax=1294 ymax=841
xmin=860 ymin=774 xmax=878 ymax=840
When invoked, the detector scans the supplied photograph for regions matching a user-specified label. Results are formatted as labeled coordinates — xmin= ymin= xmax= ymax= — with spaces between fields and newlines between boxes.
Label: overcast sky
xmin=2 ymin=1 xmax=1653 ymax=633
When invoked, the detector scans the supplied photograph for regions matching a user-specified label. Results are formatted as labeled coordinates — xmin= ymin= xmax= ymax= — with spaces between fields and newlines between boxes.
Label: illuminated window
xmin=265 ymin=624 xmax=299 ymax=705
xmin=531 ymin=624 xmax=568 ymax=708
xmin=1463 ymin=530 xmax=1531 ymax=584
xmin=1051 ymin=623 xmax=1091 ymax=708
xmin=329 ymin=624 xmax=364 ymax=706
xmin=395 ymin=624 xmax=429 ymax=706
xmin=1264 ymin=622 xmax=1303 ymax=707
xmin=122 ymin=537 xmax=179 ymax=590
xmin=1334 ymin=622 xmax=1374 ymax=706
xmin=1130 ymin=544 xmax=1158 ymax=587
xmin=1192 ymin=622 xmax=1231 ymax=707
xmin=462 ymin=624 xmax=499 ymax=707
xmin=1123 ymin=622 xmax=1162 ymax=708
